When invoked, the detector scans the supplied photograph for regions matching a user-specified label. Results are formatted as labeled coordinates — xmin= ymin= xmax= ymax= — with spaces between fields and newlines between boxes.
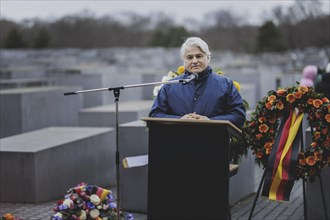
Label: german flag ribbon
xmin=262 ymin=109 xmax=303 ymax=201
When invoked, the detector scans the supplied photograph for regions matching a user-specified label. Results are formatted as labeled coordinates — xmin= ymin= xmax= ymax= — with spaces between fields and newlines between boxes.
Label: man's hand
xmin=181 ymin=112 xmax=210 ymax=120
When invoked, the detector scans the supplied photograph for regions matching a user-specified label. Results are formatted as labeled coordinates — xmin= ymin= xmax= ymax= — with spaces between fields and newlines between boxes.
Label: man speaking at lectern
xmin=149 ymin=37 xmax=246 ymax=128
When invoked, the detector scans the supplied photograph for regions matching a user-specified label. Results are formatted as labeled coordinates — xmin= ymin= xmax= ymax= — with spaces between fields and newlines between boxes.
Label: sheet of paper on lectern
xmin=122 ymin=154 xmax=148 ymax=168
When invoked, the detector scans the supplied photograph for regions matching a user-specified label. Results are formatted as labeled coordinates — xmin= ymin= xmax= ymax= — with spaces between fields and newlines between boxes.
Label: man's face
xmin=183 ymin=46 xmax=209 ymax=73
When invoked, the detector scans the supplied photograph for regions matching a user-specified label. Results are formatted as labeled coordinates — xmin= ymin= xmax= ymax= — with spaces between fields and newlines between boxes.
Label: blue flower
xmin=125 ymin=213 xmax=135 ymax=220
xmin=86 ymin=201 xmax=95 ymax=209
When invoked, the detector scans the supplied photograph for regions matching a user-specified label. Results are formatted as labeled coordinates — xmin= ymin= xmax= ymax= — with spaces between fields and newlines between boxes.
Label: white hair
xmin=180 ymin=37 xmax=211 ymax=62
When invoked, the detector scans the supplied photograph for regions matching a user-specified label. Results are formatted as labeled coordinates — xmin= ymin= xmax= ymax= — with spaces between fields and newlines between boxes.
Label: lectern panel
xmin=146 ymin=120 xmax=231 ymax=220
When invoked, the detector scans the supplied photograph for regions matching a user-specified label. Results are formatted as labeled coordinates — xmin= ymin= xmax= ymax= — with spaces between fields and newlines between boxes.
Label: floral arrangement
xmin=243 ymin=82 xmax=330 ymax=180
xmin=51 ymin=183 xmax=134 ymax=220
xmin=215 ymin=68 xmax=250 ymax=163
xmin=1 ymin=213 xmax=21 ymax=220
xmin=152 ymin=65 xmax=185 ymax=98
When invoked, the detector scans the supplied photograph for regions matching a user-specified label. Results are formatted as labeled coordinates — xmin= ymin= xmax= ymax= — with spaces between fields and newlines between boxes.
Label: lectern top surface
xmin=141 ymin=117 xmax=242 ymax=133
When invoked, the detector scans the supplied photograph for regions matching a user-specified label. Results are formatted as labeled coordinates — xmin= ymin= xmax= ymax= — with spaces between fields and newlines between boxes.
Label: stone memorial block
xmin=0 ymin=86 xmax=81 ymax=138
xmin=79 ymin=100 xmax=153 ymax=127
xmin=46 ymin=69 xmax=103 ymax=108
xmin=119 ymin=120 xmax=149 ymax=213
xmin=0 ymin=126 xmax=115 ymax=203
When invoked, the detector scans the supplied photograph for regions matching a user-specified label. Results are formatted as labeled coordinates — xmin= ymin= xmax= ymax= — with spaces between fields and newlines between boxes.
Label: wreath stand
xmin=248 ymin=124 xmax=329 ymax=220
xmin=64 ymin=76 xmax=195 ymax=220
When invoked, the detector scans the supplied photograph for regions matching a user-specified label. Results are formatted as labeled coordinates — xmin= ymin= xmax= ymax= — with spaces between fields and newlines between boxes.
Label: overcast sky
xmin=1 ymin=0 xmax=330 ymax=25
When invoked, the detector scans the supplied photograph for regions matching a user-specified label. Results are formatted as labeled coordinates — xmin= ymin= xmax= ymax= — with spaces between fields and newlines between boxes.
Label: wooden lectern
xmin=141 ymin=117 xmax=241 ymax=220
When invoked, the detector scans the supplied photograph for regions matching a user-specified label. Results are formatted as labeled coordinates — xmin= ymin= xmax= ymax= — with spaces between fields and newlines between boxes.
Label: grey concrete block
xmin=0 ymin=78 xmax=55 ymax=89
xmin=119 ymin=120 xmax=149 ymax=213
xmin=46 ymin=69 xmax=103 ymax=108
xmin=0 ymin=86 xmax=82 ymax=138
xmin=0 ymin=126 xmax=115 ymax=203
xmin=79 ymin=100 xmax=153 ymax=127
xmin=240 ymin=83 xmax=257 ymax=110
xmin=229 ymin=150 xmax=255 ymax=206
xmin=142 ymin=74 xmax=158 ymax=100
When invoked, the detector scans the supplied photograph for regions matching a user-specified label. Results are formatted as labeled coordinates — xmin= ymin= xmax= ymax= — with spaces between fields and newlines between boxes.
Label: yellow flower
xmin=177 ymin=66 xmax=185 ymax=75
xmin=233 ymin=81 xmax=241 ymax=92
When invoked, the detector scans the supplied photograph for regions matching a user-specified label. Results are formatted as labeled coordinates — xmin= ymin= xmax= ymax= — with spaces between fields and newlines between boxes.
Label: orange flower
xmin=265 ymin=102 xmax=273 ymax=109
xmin=314 ymin=151 xmax=322 ymax=161
xmin=308 ymin=98 xmax=314 ymax=105
xmin=3 ymin=213 xmax=15 ymax=220
xmin=313 ymin=99 xmax=323 ymax=108
xmin=267 ymin=95 xmax=277 ymax=103
xmin=264 ymin=142 xmax=273 ymax=149
xmin=299 ymin=158 xmax=306 ymax=165
xmin=298 ymin=85 xmax=309 ymax=93
xmin=256 ymin=134 xmax=263 ymax=140
xmin=294 ymin=91 xmax=302 ymax=99
xmin=286 ymin=93 xmax=296 ymax=103
xmin=258 ymin=117 xmax=266 ymax=123
xmin=249 ymin=121 xmax=256 ymax=127
xmin=306 ymin=156 xmax=316 ymax=166
xmin=311 ymin=142 xmax=317 ymax=148
xmin=256 ymin=151 xmax=263 ymax=158
xmin=314 ymin=131 xmax=321 ymax=139
xmin=322 ymin=97 xmax=329 ymax=103
xmin=266 ymin=148 xmax=272 ymax=155
xmin=276 ymin=101 xmax=284 ymax=110
xmin=276 ymin=89 xmax=286 ymax=96
xmin=259 ymin=124 xmax=269 ymax=133
xmin=325 ymin=114 xmax=330 ymax=123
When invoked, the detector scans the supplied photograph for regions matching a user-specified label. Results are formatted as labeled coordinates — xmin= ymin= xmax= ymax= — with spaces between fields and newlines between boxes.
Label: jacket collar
xmin=185 ymin=66 xmax=212 ymax=80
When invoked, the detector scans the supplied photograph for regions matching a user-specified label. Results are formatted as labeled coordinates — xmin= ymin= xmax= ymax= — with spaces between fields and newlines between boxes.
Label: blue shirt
xmin=149 ymin=67 xmax=246 ymax=128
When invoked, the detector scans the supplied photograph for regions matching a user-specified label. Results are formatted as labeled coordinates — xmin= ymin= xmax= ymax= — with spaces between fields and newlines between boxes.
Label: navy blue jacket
xmin=149 ymin=67 xmax=246 ymax=128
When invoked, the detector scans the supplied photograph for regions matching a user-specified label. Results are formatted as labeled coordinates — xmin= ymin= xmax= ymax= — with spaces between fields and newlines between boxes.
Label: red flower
xmin=256 ymin=134 xmax=263 ymax=140
xmin=259 ymin=124 xmax=269 ymax=133
xmin=294 ymin=91 xmax=302 ymax=99
xmin=265 ymin=102 xmax=273 ymax=109
xmin=258 ymin=117 xmax=267 ymax=123
xmin=322 ymin=97 xmax=329 ymax=103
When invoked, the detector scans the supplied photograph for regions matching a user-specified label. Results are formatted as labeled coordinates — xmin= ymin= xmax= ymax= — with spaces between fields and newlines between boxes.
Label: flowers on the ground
xmin=51 ymin=182 xmax=134 ymax=220
xmin=1 ymin=213 xmax=20 ymax=220
xmin=243 ymin=82 xmax=330 ymax=180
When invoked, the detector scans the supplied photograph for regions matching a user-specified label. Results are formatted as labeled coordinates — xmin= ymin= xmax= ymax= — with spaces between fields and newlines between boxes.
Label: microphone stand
xmin=64 ymin=77 xmax=191 ymax=220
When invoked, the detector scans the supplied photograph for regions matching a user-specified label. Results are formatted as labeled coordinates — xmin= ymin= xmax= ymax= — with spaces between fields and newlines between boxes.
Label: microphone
xmin=181 ymin=73 xmax=199 ymax=85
